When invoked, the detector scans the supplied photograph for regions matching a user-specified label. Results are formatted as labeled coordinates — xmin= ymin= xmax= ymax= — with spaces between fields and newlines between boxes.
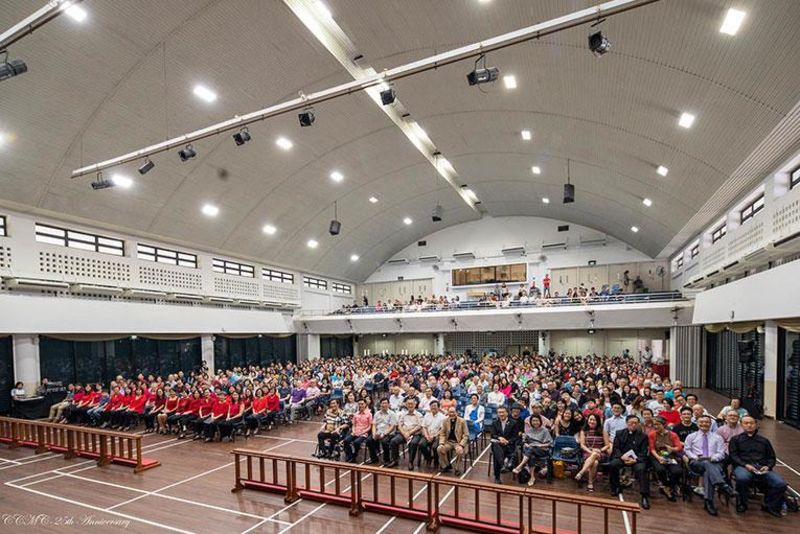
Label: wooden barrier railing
xmin=231 ymin=449 xmax=639 ymax=534
xmin=0 ymin=416 xmax=160 ymax=473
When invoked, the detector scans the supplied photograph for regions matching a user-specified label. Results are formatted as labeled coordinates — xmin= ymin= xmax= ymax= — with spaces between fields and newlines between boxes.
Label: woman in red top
xmin=110 ymin=387 xmax=134 ymax=429
xmin=99 ymin=386 xmax=122 ymax=428
xmin=244 ymin=389 xmax=268 ymax=437
xmin=159 ymin=389 xmax=180 ymax=434
xmin=144 ymin=388 xmax=166 ymax=433
xmin=122 ymin=387 xmax=147 ymax=430
xmin=193 ymin=391 xmax=215 ymax=440
xmin=203 ymin=393 xmax=230 ymax=442
xmin=219 ymin=392 xmax=245 ymax=442
xmin=658 ymin=398 xmax=681 ymax=427
xmin=167 ymin=392 xmax=192 ymax=433
xmin=264 ymin=387 xmax=280 ymax=429
xmin=177 ymin=390 xmax=203 ymax=439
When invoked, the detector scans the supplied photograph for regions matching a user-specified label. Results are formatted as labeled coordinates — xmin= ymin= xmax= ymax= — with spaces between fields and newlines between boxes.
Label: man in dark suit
xmin=490 ymin=406 xmax=523 ymax=484
xmin=609 ymin=414 xmax=651 ymax=509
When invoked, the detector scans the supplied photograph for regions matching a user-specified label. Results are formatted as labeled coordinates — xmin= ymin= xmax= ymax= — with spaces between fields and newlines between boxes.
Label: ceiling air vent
xmin=418 ymin=255 xmax=440 ymax=262
xmin=387 ymin=258 xmax=409 ymax=265
xmin=452 ymin=252 xmax=476 ymax=260
xmin=557 ymin=225 xmax=569 ymax=232
xmin=417 ymin=240 xmax=427 ymax=247
xmin=542 ymin=241 xmax=567 ymax=251
xmin=501 ymin=246 xmax=526 ymax=256
xmin=580 ymin=236 xmax=607 ymax=247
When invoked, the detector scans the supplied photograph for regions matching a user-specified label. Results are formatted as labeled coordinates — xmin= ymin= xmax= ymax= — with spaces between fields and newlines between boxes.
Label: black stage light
xmin=431 ymin=203 xmax=443 ymax=223
xmin=380 ymin=88 xmax=396 ymax=105
xmin=0 ymin=58 xmax=27 ymax=82
xmin=298 ymin=109 xmax=315 ymax=127
xmin=563 ymin=183 xmax=575 ymax=204
xmin=329 ymin=219 xmax=341 ymax=236
xmin=232 ymin=127 xmax=251 ymax=146
xmin=589 ymin=31 xmax=610 ymax=57
xmin=138 ymin=159 xmax=155 ymax=175
xmin=178 ymin=144 xmax=197 ymax=162
xmin=466 ymin=66 xmax=499 ymax=86
xmin=91 ymin=173 xmax=113 ymax=190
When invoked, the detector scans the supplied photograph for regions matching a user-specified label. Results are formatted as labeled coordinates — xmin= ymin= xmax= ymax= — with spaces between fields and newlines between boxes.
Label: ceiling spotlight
xmin=0 ymin=55 xmax=28 ymax=83
xmin=276 ymin=137 xmax=293 ymax=150
xmin=678 ymin=112 xmax=695 ymax=129
xmin=657 ymin=165 xmax=669 ymax=176
xmin=307 ymin=239 xmax=319 ymax=249
xmin=138 ymin=159 xmax=155 ymax=175
xmin=90 ymin=172 xmax=113 ymax=190
xmin=531 ymin=166 xmax=541 ymax=175
xmin=111 ymin=174 xmax=133 ymax=189
xmin=298 ymin=109 xmax=315 ymax=127
xmin=192 ymin=84 xmax=217 ymax=103
xmin=232 ymin=127 xmax=251 ymax=146
xmin=631 ymin=226 xmax=639 ymax=233
xmin=380 ymin=87 xmax=396 ymax=105
xmin=520 ymin=130 xmax=531 ymax=141
xmin=64 ymin=4 xmax=88 ymax=22
xmin=642 ymin=198 xmax=652 ymax=207
xmin=350 ymin=254 xmax=359 ymax=262
xmin=588 ymin=31 xmax=611 ymax=57
xmin=542 ymin=197 xmax=550 ymax=204
xmin=368 ymin=196 xmax=379 ymax=204
xmin=330 ymin=171 xmax=344 ymax=183
xmin=178 ymin=144 xmax=196 ymax=162
xmin=403 ymin=217 xmax=413 ymax=225
xmin=563 ymin=183 xmax=575 ymax=204
xmin=466 ymin=54 xmax=499 ymax=86
xmin=262 ymin=224 xmax=277 ymax=235
xmin=502 ymin=75 xmax=517 ymax=89
xmin=202 ymin=203 xmax=219 ymax=217
xmin=431 ymin=203 xmax=443 ymax=223
xmin=720 ymin=8 xmax=746 ymax=36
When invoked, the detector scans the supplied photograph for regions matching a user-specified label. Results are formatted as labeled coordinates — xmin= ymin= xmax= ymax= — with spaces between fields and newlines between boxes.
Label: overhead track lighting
xmin=138 ymin=158 xmax=155 ymax=175
xmin=178 ymin=144 xmax=196 ymax=162
xmin=298 ymin=108 xmax=315 ymax=127
xmin=380 ymin=87 xmax=396 ymax=105
xmin=232 ymin=127 xmax=251 ymax=146
xmin=0 ymin=51 xmax=27 ymax=83
xmin=588 ymin=31 xmax=610 ymax=56
xmin=91 ymin=172 xmax=113 ymax=190
xmin=466 ymin=54 xmax=499 ymax=86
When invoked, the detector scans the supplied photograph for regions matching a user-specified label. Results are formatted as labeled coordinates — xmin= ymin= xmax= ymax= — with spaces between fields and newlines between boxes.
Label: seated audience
xmin=343 ymin=398 xmax=372 ymax=462
xmin=648 ymin=416 xmax=683 ymax=501
xmin=684 ymin=415 xmax=737 ymax=516
xmin=366 ymin=398 xmax=398 ymax=466
xmin=730 ymin=416 xmax=787 ymax=517
xmin=575 ymin=413 xmax=609 ymax=492
xmin=438 ymin=406 xmax=469 ymax=476
xmin=608 ymin=415 xmax=651 ymax=509
xmin=513 ymin=414 xmax=552 ymax=486
xmin=490 ymin=406 xmax=523 ymax=484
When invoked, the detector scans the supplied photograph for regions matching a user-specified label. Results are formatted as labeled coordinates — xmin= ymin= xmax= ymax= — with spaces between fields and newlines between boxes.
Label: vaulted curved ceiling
xmin=1 ymin=0 xmax=799 ymax=282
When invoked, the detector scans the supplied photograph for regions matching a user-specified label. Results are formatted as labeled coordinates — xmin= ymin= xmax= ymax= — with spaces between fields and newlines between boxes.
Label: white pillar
xmin=539 ymin=330 xmax=550 ymax=356
xmin=297 ymin=334 xmax=320 ymax=362
xmin=668 ymin=327 xmax=678 ymax=383
xmin=763 ymin=321 xmax=778 ymax=418
xmin=201 ymin=335 xmax=215 ymax=375
xmin=13 ymin=334 xmax=40 ymax=394
xmin=435 ymin=333 xmax=445 ymax=356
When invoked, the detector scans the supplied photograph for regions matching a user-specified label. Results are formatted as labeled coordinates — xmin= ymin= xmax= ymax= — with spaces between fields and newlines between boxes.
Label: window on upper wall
xmin=740 ymin=193 xmax=765 ymax=224
xmin=690 ymin=243 xmax=700 ymax=259
xmin=137 ymin=244 xmax=198 ymax=268
xmin=212 ymin=258 xmax=254 ymax=278
xmin=0 ymin=215 xmax=6 ymax=237
xmin=35 ymin=223 xmax=125 ymax=256
xmin=303 ymin=276 xmax=327 ymax=290
xmin=711 ymin=222 xmax=727 ymax=244
xmin=262 ymin=268 xmax=294 ymax=284
xmin=332 ymin=282 xmax=352 ymax=294
xmin=791 ymin=166 xmax=800 ymax=190
xmin=675 ymin=255 xmax=684 ymax=269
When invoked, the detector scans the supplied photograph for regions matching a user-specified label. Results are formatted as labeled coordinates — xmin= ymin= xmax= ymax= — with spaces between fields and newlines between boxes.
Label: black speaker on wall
xmin=738 ymin=339 xmax=756 ymax=363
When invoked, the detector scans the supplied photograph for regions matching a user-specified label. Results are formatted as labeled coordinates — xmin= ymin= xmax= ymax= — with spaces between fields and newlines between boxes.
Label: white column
xmin=201 ymin=335 xmax=215 ymax=375
xmin=668 ymin=327 xmax=678 ymax=383
xmin=297 ymin=334 xmax=320 ymax=362
xmin=539 ymin=330 xmax=550 ymax=356
xmin=763 ymin=321 xmax=778 ymax=418
xmin=435 ymin=333 xmax=445 ymax=355
xmin=13 ymin=334 xmax=40 ymax=394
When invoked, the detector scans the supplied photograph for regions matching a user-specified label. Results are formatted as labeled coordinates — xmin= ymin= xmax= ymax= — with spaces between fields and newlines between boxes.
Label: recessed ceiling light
xmin=192 ymin=84 xmax=217 ymax=103
xmin=350 ymin=254 xmax=359 ymax=262
xmin=642 ymin=198 xmax=652 ymax=207
xmin=631 ymin=226 xmax=639 ymax=233
xmin=503 ymin=75 xmax=517 ymax=90
xmin=202 ymin=203 xmax=219 ymax=217
xmin=542 ymin=197 xmax=550 ymax=204
xmin=276 ymin=137 xmax=293 ymax=150
xmin=262 ymin=224 xmax=277 ymax=235
xmin=403 ymin=217 xmax=413 ymax=225
xmin=657 ymin=165 xmax=669 ymax=176
xmin=720 ymin=8 xmax=746 ymax=35
xmin=330 ymin=171 xmax=344 ymax=183
xmin=368 ymin=196 xmax=379 ymax=204
xmin=531 ymin=166 xmax=541 ymax=175
xmin=678 ymin=112 xmax=695 ymax=129
xmin=316 ymin=0 xmax=334 ymax=19
xmin=0 ymin=132 xmax=7 ymax=146
xmin=64 ymin=4 xmax=87 ymax=22
xmin=307 ymin=239 xmax=319 ymax=249
xmin=521 ymin=130 xmax=531 ymax=141
xmin=111 ymin=174 xmax=133 ymax=189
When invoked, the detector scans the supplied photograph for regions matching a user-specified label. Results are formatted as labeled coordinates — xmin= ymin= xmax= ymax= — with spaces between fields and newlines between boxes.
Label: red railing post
xmin=35 ymin=424 xmax=47 ymax=454
xmin=232 ymin=452 xmax=243 ymax=493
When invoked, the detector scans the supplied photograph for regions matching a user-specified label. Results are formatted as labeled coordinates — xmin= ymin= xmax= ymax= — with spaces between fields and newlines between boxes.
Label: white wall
xmin=548 ymin=328 xmax=667 ymax=357
xmin=362 ymin=216 xmax=651 ymax=299
xmin=358 ymin=333 xmax=436 ymax=356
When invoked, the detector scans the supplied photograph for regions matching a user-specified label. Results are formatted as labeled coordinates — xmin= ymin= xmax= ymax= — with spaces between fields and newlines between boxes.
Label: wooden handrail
xmin=231 ymin=449 xmax=639 ymax=534
xmin=0 ymin=416 xmax=160 ymax=473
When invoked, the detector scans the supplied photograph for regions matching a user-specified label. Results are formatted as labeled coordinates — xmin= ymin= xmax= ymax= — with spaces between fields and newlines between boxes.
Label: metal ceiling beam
xmin=0 ymin=0 xmax=81 ymax=51
xmin=70 ymin=0 xmax=659 ymax=179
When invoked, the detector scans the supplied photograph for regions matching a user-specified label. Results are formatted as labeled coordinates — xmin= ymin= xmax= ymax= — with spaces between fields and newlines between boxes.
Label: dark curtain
xmin=214 ymin=335 xmax=297 ymax=369
xmin=320 ymin=336 xmax=354 ymax=359
xmin=0 ymin=337 xmax=13 ymax=416
xmin=706 ymin=330 xmax=764 ymax=407
xmin=39 ymin=336 xmax=201 ymax=384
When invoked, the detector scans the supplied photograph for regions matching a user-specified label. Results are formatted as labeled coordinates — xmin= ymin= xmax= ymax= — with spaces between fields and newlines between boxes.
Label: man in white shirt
xmin=420 ymin=400 xmax=446 ymax=467
xmin=395 ymin=397 xmax=424 ymax=470
xmin=487 ymin=384 xmax=507 ymax=407
xmin=388 ymin=386 xmax=405 ymax=412
xmin=366 ymin=398 xmax=398 ymax=466
xmin=603 ymin=402 xmax=627 ymax=446
xmin=418 ymin=388 xmax=435 ymax=413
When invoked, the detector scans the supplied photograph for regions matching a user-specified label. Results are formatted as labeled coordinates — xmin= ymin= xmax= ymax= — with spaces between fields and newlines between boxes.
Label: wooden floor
xmin=0 ymin=389 xmax=798 ymax=534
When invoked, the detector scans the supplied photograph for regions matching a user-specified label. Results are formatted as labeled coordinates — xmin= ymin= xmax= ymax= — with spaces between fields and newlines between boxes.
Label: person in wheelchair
xmin=512 ymin=414 xmax=552 ymax=486
xmin=729 ymin=415 xmax=787 ymax=518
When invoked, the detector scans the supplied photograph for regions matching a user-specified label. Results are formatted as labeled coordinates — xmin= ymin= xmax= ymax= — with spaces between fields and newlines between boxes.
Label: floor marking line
xmin=619 ymin=494 xmax=632 ymax=534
